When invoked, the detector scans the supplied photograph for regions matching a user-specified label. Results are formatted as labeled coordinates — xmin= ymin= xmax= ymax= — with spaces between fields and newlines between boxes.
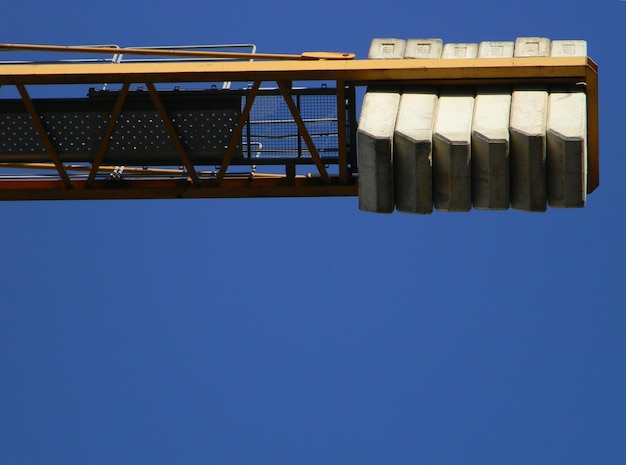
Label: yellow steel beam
xmin=0 ymin=177 xmax=358 ymax=201
xmin=336 ymin=80 xmax=348 ymax=184
xmin=0 ymin=57 xmax=595 ymax=86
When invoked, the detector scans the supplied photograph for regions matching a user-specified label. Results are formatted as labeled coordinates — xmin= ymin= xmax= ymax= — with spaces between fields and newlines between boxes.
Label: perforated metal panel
xmin=0 ymin=90 xmax=242 ymax=165
xmin=0 ymin=112 xmax=47 ymax=155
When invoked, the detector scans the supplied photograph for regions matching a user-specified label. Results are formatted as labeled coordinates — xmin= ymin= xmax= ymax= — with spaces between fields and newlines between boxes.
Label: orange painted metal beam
xmin=0 ymin=177 xmax=358 ymax=201
xmin=0 ymin=57 xmax=595 ymax=86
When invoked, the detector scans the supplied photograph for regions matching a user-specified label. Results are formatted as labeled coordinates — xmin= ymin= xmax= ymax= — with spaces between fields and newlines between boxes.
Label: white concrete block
xmin=403 ymin=39 xmax=443 ymax=59
xmin=478 ymin=41 xmax=514 ymax=58
xmin=509 ymin=88 xmax=549 ymax=211
xmin=509 ymin=38 xmax=550 ymax=211
xmin=472 ymin=89 xmax=512 ymax=210
xmin=368 ymin=38 xmax=406 ymax=59
xmin=357 ymin=90 xmax=401 ymax=213
xmin=546 ymin=89 xmax=587 ymax=207
xmin=550 ymin=40 xmax=587 ymax=57
xmin=514 ymin=37 xmax=550 ymax=57
xmin=433 ymin=88 xmax=475 ymax=212
xmin=471 ymin=43 xmax=513 ymax=210
xmin=432 ymin=43 xmax=476 ymax=212
xmin=394 ymin=90 xmax=438 ymax=213
xmin=442 ymin=43 xmax=479 ymax=58
xmin=392 ymin=39 xmax=442 ymax=214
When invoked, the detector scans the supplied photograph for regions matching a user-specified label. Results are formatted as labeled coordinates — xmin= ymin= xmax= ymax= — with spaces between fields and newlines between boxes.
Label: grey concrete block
xmin=433 ymin=88 xmax=474 ymax=212
xmin=394 ymin=91 xmax=438 ymax=213
xmin=472 ymin=89 xmax=511 ymax=210
xmin=432 ymin=43 xmax=477 ymax=212
xmin=357 ymin=90 xmax=401 ymax=213
xmin=550 ymin=40 xmax=587 ymax=57
xmin=509 ymin=88 xmax=549 ymax=211
xmin=478 ymin=41 xmax=514 ymax=58
xmin=403 ymin=39 xmax=443 ymax=59
xmin=514 ymin=37 xmax=550 ymax=57
xmin=547 ymin=87 xmax=587 ymax=208
xmin=442 ymin=43 xmax=479 ymax=58
xmin=509 ymin=37 xmax=550 ymax=211
xmin=471 ymin=43 xmax=513 ymax=210
xmin=368 ymin=38 xmax=406 ymax=59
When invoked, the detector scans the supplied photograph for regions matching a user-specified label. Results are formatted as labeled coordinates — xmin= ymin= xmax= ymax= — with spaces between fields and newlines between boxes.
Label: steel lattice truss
xmin=0 ymin=44 xmax=598 ymax=201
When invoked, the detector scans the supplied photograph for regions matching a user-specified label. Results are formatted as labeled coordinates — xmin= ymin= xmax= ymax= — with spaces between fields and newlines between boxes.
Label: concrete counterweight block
xmin=358 ymin=90 xmax=401 ymax=213
xmin=478 ymin=41 xmax=514 ymax=58
xmin=546 ymin=89 xmax=587 ymax=207
xmin=433 ymin=89 xmax=475 ymax=212
xmin=509 ymin=38 xmax=550 ymax=212
xmin=358 ymin=38 xmax=407 ymax=213
xmin=547 ymin=40 xmax=588 ymax=208
xmin=471 ymin=42 xmax=514 ymax=210
xmin=394 ymin=91 xmax=438 ymax=213
xmin=432 ymin=43 xmax=476 ymax=212
xmin=442 ymin=42 xmax=478 ymax=59
xmin=472 ymin=89 xmax=512 ymax=209
xmin=368 ymin=38 xmax=406 ymax=59
xmin=393 ymin=39 xmax=442 ymax=214
xmin=513 ymin=37 xmax=550 ymax=57
xmin=509 ymin=88 xmax=549 ymax=211
xmin=403 ymin=38 xmax=443 ymax=59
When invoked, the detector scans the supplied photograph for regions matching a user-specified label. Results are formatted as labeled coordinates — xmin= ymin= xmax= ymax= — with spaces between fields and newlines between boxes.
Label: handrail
xmin=0 ymin=43 xmax=355 ymax=61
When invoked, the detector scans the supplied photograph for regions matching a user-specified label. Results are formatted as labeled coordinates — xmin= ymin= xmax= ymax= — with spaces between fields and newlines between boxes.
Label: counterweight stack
xmin=358 ymin=37 xmax=593 ymax=213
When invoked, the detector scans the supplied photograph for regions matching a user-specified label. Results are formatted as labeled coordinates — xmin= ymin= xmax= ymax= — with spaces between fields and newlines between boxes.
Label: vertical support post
xmin=586 ymin=64 xmax=599 ymax=193
xmin=336 ymin=80 xmax=348 ymax=184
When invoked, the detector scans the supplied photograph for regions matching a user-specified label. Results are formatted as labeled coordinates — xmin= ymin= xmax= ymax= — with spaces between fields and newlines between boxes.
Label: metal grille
xmin=243 ymin=88 xmax=341 ymax=164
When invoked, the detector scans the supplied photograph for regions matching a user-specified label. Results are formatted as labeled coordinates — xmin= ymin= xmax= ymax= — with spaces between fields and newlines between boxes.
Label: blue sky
xmin=1 ymin=1 xmax=625 ymax=464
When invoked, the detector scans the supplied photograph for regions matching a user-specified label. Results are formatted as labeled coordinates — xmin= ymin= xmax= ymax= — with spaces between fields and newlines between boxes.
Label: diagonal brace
xmin=216 ymin=80 xmax=261 ymax=185
xmin=16 ymin=84 xmax=73 ymax=188
xmin=146 ymin=82 xmax=200 ymax=186
xmin=86 ymin=82 xmax=130 ymax=187
xmin=277 ymin=81 xmax=330 ymax=183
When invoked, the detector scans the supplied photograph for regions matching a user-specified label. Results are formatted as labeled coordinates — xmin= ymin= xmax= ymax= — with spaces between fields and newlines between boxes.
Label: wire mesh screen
xmin=242 ymin=88 xmax=342 ymax=164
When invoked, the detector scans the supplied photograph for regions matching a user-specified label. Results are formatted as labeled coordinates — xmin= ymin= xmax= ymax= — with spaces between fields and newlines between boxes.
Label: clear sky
xmin=1 ymin=1 xmax=625 ymax=464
